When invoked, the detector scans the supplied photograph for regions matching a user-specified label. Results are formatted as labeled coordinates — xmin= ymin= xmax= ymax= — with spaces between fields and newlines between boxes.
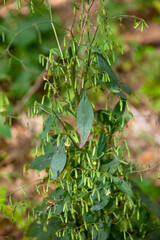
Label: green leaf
xmin=116 ymin=90 xmax=127 ymax=100
xmin=0 ymin=124 xmax=12 ymax=138
xmin=120 ymin=112 xmax=131 ymax=125
xmin=27 ymin=217 xmax=67 ymax=240
xmin=140 ymin=194 xmax=160 ymax=219
xmin=95 ymin=74 xmax=127 ymax=99
xmin=43 ymin=139 xmax=57 ymax=154
xmin=95 ymin=110 xmax=114 ymax=126
xmin=95 ymin=60 xmax=133 ymax=99
xmin=96 ymin=108 xmax=131 ymax=134
xmin=84 ymin=44 xmax=102 ymax=53
xmin=104 ymin=198 xmax=116 ymax=211
xmin=112 ymin=177 xmax=133 ymax=197
xmin=51 ymin=143 xmax=66 ymax=180
xmin=91 ymin=182 xmax=111 ymax=211
xmin=30 ymin=153 xmax=54 ymax=171
xmin=131 ymin=205 xmax=151 ymax=231
xmin=119 ymin=82 xmax=133 ymax=95
xmin=92 ymin=222 xmax=111 ymax=240
xmin=50 ymin=48 xmax=61 ymax=56
xmin=97 ymin=132 xmax=107 ymax=158
xmin=112 ymin=99 xmax=129 ymax=129
xmin=101 ymin=158 xmax=120 ymax=174
xmin=149 ymin=229 xmax=160 ymax=240
xmin=112 ymin=112 xmax=131 ymax=132
xmin=45 ymin=188 xmax=70 ymax=215
xmin=113 ymin=100 xmax=126 ymax=119
xmin=41 ymin=115 xmax=53 ymax=140
xmin=64 ymin=121 xmax=74 ymax=131
xmin=97 ymin=53 xmax=120 ymax=93
xmin=112 ymin=176 xmax=123 ymax=185
xmin=119 ymin=181 xmax=133 ymax=197
xmin=77 ymin=90 xmax=94 ymax=148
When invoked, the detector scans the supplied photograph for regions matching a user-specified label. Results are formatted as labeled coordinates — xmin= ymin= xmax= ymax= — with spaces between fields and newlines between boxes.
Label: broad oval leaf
xmin=30 ymin=153 xmax=54 ymax=171
xmin=51 ymin=143 xmax=66 ymax=180
xmin=120 ymin=181 xmax=133 ymax=197
xmin=43 ymin=137 xmax=57 ymax=154
xmin=112 ymin=176 xmax=133 ymax=197
xmin=30 ymin=139 xmax=57 ymax=171
xmin=77 ymin=90 xmax=94 ymax=148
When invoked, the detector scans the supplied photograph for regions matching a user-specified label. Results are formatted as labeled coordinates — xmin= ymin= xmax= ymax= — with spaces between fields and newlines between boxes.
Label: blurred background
xmin=0 ymin=0 xmax=160 ymax=239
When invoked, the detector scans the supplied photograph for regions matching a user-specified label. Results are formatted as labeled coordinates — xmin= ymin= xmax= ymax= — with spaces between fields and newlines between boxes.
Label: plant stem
xmin=48 ymin=0 xmax=64 ymax=65
xmin=78 ymin=0 xmax=95 ymax=46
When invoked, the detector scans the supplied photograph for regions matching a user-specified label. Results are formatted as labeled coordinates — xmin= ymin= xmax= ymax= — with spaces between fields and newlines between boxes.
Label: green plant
xmin=0 ymin=0 xmax=63 ymax=138
xmin=2 ymin=0 xmax=160 ymax=239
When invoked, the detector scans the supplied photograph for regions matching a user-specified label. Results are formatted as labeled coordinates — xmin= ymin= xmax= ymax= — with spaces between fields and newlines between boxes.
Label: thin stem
xmin=83 ymin=25 xmax=99 ymax=87
xmin=48 ymin=0 xmax=64 ymax=64
xmin=127 ymin=163 xmax=160 ymax=175
xmin=106 ymin=14 xmax=147 ymax=25
xmin=78 ymin=0 xmax=95 ymax=46
xmin=0 ymin=179 xmax=43 ymax=200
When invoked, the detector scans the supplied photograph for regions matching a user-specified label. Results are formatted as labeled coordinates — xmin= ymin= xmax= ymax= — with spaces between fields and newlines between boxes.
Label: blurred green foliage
xmin=0 ymin=1 xmax=63 ymax=113
xmin=133 ymin=178 xmax=160 ymax=201
xmin=105 ymin=0 xmax=160 ymax=112
xmin=0 ymin=0 xmax=64 ymax=138
xmin=0 ymin=185 xmax=36 ymax=235
xmin=133 ymin=44 xmax=160 ymax=110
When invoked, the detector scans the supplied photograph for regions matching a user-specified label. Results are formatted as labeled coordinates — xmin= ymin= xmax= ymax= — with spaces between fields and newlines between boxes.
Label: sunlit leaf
xmin=30 ymin=153 xmax=54 ymax=171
